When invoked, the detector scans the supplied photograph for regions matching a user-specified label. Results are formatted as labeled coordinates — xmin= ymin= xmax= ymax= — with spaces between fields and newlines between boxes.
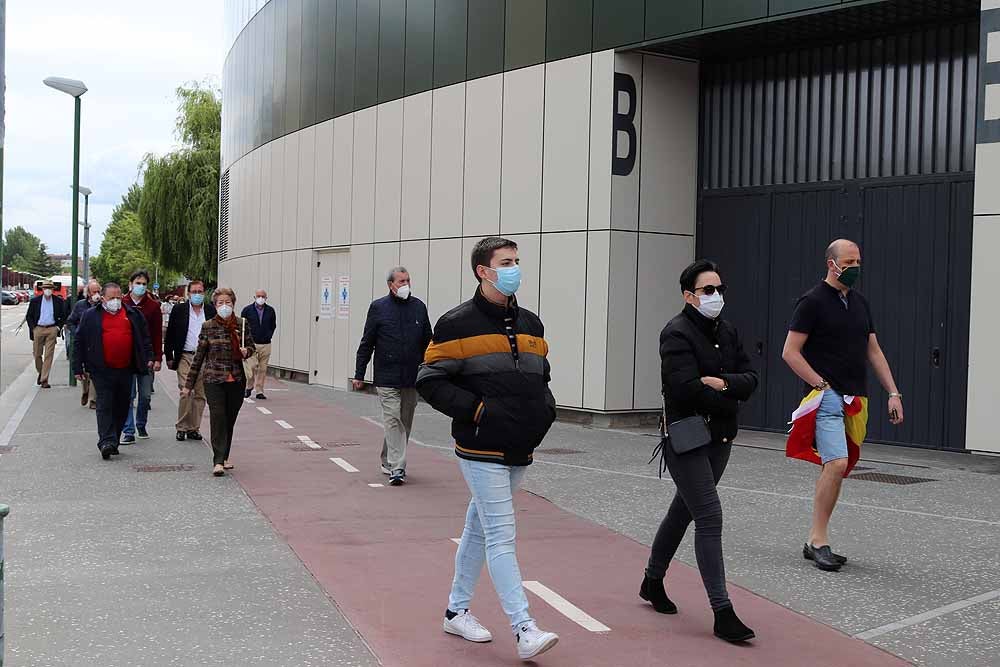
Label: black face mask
xmin=834 ymin=263 xmax=861 ymax=288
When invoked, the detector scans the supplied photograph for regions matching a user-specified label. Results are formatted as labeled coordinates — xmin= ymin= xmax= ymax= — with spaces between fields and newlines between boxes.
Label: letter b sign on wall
xmin=612 ymin=72 xmax=638 ymax=176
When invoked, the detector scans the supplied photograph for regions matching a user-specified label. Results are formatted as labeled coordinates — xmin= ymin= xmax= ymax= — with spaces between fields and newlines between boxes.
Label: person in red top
xmin=73 ymin=282 xmax=153 ymax=460
xmin=120 ymin=270 xmax=163 ymax=445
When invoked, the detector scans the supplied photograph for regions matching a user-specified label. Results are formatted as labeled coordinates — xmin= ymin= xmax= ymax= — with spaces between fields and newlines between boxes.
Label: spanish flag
xmin=786 ymin=390 xmax=868 ymax=477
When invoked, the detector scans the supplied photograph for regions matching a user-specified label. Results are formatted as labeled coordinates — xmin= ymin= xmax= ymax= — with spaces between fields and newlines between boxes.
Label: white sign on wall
xmin=337 ymin=276 xmax=350 ymax=319
xmin=319 ymin=276 xmax=334 ymax=319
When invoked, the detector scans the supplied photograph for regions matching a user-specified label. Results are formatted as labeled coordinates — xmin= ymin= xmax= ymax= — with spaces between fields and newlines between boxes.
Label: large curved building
xmin=221 ymin=0 xmax=998 ymax=454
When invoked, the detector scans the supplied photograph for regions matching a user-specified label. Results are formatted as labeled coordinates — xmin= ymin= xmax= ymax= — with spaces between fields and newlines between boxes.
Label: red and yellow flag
xmin=785 ymin=390 xmax=869 ymax=477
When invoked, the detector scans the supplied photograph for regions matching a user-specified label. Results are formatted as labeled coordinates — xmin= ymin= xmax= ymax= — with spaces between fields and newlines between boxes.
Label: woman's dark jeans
xmin=646 ymin=440 xmax=732 ymax=610
xmin=204 ymin=379 xmax=246 ymax=465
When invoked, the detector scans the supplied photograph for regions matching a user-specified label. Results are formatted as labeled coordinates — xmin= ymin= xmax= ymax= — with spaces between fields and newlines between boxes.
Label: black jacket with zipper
xmin=660 ymin=304 xmax=758 ymax=444
xmin=416 ymin=289 xmax=556 ymax=466
xmin=355 ymin=293 xmax=432 ymax=388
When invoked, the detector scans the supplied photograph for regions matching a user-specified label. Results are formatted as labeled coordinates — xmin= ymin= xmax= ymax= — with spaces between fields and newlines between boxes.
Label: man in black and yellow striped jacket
xmin=416 ymin=237 xmax=561 ymax=661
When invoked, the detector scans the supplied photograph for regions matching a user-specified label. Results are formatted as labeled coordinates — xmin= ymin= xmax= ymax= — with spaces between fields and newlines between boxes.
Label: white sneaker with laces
xmin=443 ymin=610 xmax=493 ymax=642
xmin=516 ymin=622 xmax=558 ymax=661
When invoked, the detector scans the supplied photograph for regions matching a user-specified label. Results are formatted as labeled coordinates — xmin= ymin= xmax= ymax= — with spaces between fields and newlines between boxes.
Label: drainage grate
xmin=326 ymin=442 xmax=361 ymax=448
xmin=849 ymin=472 xmax=937 ymax=485
xmin=134 ymin=464 xmax=195 ymax=473
xmin=287 ymin=443 xmax=325 ymax=452
xmin=852 ymin=466 xmax=873 ymax=471
xmin=537 ymin=448 xmax=584 ymax=455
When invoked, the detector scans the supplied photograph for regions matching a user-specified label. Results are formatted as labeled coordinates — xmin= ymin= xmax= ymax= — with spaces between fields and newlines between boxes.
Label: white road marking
xmin=257 ymin=407 xmax=272 ymax=414
xmin=368 ymin=483 xmax=384 ymax=488
xmin=330 ymin=457 xmax=359 ymax=473
xmin=361 ymin=416 xmax=381 ymax=428
xmin=854 ymin=588 xmax=1000 ymax=640
xmin=523 ymin=581 xmax=611 ymax=632
xmin=244 ymin=398 xmax=255 ymax=404
xmin=450 ymin=538 xmax=462 ymax=545
xmin=406 ymin=441 xmax=1000 ymax=527
xmin=297 ymin=435 xmax=322 ymax=450
xmin=275 ymin=419 xmax=294 ymax=429
xmin=0 ymin=349 xmax=55 ymax=447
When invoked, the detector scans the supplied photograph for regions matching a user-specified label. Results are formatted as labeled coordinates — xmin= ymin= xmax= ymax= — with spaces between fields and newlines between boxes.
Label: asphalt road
xmin=1 ymin=303 xmax=36 ymax=396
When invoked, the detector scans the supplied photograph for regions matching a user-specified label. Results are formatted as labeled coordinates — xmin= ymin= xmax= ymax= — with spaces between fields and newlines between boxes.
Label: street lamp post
xmin=44 ymin=76 xmax=87 ymax=387
xmin=72 ymin=185 xmax=92 ymax=284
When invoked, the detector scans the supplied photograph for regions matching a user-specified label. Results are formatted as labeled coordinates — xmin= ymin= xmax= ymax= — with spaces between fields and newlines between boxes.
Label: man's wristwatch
xmin=813 ymin=380 xmax=829 ymax=392
xmin=888 ymin=392 xmax=903 ymax=399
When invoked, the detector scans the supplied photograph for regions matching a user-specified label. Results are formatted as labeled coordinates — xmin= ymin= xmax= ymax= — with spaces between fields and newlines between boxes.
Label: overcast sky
xmin=4 ymin=0 xmax=224 ymax=255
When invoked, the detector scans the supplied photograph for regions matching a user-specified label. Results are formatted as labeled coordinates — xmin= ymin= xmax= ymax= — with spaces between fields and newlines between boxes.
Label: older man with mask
xmin=67 ymin=280 xmax=103 ymax=407
xmin=782 ymin=239 xmax=905 ymax=572
xmin=354 ymin=266 xmax=432 ymax=486
xmin=241 ymin=288 xmax=277 ymax=399
xmin=27 ymin=280 xmax=68 ymax=389
xmin=165 ymin=280 xmax=216 ymax=442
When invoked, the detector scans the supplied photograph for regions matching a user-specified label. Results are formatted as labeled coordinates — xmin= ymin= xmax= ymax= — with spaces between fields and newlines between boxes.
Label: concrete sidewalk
xmin=0 ymin=356 xmax=377 ymax=667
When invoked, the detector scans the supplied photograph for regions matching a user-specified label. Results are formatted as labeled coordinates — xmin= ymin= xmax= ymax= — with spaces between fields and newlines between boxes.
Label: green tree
xmin=90 ymin=210 xmax=157 ymax=287
xmin=138 ymin=82 xmax=220 ymax=281
xmin=2 ymin=226 xmax=59 ymax=276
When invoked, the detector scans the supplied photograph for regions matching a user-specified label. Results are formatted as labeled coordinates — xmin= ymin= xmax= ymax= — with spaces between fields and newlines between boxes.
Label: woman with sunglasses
xmin=640 ymin=259 xmax=759 ymax=643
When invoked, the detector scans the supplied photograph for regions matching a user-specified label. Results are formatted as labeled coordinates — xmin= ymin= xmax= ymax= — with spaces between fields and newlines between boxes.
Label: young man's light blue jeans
xmin=122 ymin=372 xmax=154 ymax=436
xmin=449 ymin=458 xmax=533 ymax=633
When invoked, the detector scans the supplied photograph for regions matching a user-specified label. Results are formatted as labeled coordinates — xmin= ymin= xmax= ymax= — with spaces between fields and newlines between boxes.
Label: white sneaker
xmin=516 ymin=622 xmax=558 ymax=661
xmin=443 ymin=610 xmax=493 ymax=643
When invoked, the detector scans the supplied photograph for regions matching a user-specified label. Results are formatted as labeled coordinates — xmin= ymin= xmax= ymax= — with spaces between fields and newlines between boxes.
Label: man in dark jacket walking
xmin=240 ymin=288 xmax=277 ymax=399
xmin=416 ymin=238 xmax=560 ymax=661
xmin=121 ymin=270 xmax=163 ymax=444
xmin=354 ymin=266 xmax=432 ymax=486
xmin=27 ymin=279 xmax=69 ymax=388
xmin=73 ymin=282 xmax=154 ymax=460
xmin=67 ymin=280 xmax=103 ymax=407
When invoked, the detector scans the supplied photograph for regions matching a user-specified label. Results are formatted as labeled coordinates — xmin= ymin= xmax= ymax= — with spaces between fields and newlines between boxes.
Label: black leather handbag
xmin=649 ymin=395 xmax=712 ymax=477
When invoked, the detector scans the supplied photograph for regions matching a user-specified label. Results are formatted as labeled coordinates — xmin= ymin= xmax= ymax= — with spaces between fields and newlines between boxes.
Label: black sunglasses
xmin=693 ymin=284 xmax=727 ymax=296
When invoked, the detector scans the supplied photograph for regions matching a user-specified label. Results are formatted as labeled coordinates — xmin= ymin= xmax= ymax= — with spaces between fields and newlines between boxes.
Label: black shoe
xmin=389 ymin=470 xmax=406 ymax=486
xmin=37 ymin=374 xmax=41 ymax=385
xmin=244 ymin=389 xmax=252 ymax=399
xmin=805 ymin=544 xmax=843 ymax=571
xmin=256 ymin=393 xmax=267 ymax=400
xmin=136 ymin=427 xmax=150 ymax=439
xmin=713 ymin=606 xmax=755 ymax=643
xmin=186 ymin=431 xmax=203 ymax=440
xmin=110 ymin=446 xmax=120 ymax=456
xmin=100 ymin=446 xmax=112 ymax=460
xmin=803 ymin=542 xmax=847 ymax=566
xmin=639 ymin=575 xmax=677 ymax=614
xmin=120 ymin=434 xmax=135 ymax=446
xmin=175 ymin=431 xmax=187 ymax=441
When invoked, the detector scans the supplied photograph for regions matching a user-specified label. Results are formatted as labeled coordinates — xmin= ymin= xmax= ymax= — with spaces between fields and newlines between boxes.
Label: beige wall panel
xmin=967 ymin=215 xmax=1000 ymax=452
xmin=259 ymin=143 xmax=274 ymax=253
xmin=542 ymin=54 xmax=592 ymax=232
xmin=427 ymin=238 xmax=464 ymax=325
xmin=605 ymin=231 xmax=638 ymax=410
xmin=332 ymin=115 xmax=355 ymax=247
xmin=430 ymin=83 xmax=466 ymax=239
xmin=375 ymin=100 xmax=404 ymax=243
xmin=500 ymin=65 xmax=545 ymax=235
xmin=297 ymin=125 xmax=317 ymax=250
xmin=351 ymin=107 xmax=377 ymax=245
xmin=463 ymin=75 xmax=504 ymax=238
xmin=293 ymin=249 xmax=312 ymax=371
xmin=373 ymin=243 xmax=402 ymax=297
xmin=974 ymin=142 xmax=1000 ymax=216
xmin=401 ymin=92 xmax=433 ymax=241
xmin=539 ymin=232 xmax=588 ymax=407
xmin=277 ymin=251 xmax=296 ymax=368
xmin=583 ymin=230 xmax=611 ymax=409
xmin=349 ymin=243 xmax=376 ymax=381
xmin=313 ymin=119 xmax=335 ymax=247
xmin=399 ymin=240 xmax=431 ymax=307
xmin=282 ymin=132 xmax=299 ymax=251
xmin=462 ymin=237 xmax=479 ymax=302
xmin=502 ymin=233 xmax=540 ymax=313
xmin=611 ymin=53 xmax=643 ymax=232
xmin=589 ymin=51 xmax=614 ymax=231
xmin=268 ymin=139 xmax=285 ymax=253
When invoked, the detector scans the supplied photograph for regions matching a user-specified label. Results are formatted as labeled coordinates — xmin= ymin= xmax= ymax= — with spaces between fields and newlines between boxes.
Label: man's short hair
xmin=188 ymin=279 xmax=205 ymax=292
xmin=386 ymin=266 xmax=409 ymax=283
xmin=825 ymin=239 xmax=859 ymax=262
xmin=679 ymin=259 xmax=721 ymax=293
xmin=102 ymin=282 xmax=122 ymax=296
xmin=129 ymin=269 xmax=150 ymax=283
xmin=470 ymin=237 xmax=518 ymax=282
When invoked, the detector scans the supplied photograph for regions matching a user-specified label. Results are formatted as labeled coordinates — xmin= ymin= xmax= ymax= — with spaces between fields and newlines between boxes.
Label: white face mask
xmin=395 ymin=285 xmax=411 ymax=300
xmin=255 ymin=297 xmax=266 ymax=306
xmin=90 ymin=293 xmax=101 ymax=304
xmin=695 ymin=292 xmax=725 ymax=320
xmin=217 ymin=304 xmax=234 ymax=319
xmin=43 ymin=289 xmax=53 ymax=298
xmin=103 ymin=298 xmax=122 ymax=314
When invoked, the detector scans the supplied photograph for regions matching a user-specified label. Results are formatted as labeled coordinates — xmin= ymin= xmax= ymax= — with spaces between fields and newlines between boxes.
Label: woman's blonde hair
xmin=212 ymin=286 xmax=237 ymax=305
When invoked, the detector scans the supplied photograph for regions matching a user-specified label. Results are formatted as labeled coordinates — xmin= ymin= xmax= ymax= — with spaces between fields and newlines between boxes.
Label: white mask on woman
xmin=217 ymin=304 xmax=234 ymax=319
xmin=696 ymin=292 xmax=725 ymax=320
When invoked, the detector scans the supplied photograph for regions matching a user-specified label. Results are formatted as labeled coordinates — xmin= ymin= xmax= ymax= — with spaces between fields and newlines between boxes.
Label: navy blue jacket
xmin=72 ymin=304 xmax=153 ymax=376
xmin=355 ymin=293 xmax=433 ymax=388
xmin=240 ymin=302 xmax=277 ymax=344
xmin=66 ymin=298 xmax=99 ymax=335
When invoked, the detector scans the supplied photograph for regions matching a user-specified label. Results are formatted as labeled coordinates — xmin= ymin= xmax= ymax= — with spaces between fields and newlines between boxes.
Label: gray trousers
xmin=377 ymin=387 xmax=417 ymax=473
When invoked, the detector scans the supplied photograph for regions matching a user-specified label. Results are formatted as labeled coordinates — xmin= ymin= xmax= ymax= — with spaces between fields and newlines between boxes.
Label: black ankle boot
xmin=639 ymin=575 xmax=677 ymax=614
xmin=713 ymin=606 xmax=755 ymax=643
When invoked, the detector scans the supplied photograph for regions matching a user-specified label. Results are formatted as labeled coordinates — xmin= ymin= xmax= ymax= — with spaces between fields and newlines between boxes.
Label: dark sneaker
xmin=803 ymin=542 xmax=847 ymax=566
xmin=806 ymin=544 xmax=843 ymax=571
xmin=100 ymin=446 xmax=112 ymax=460
xmin=186 ymin=431 xmax=203 ymax=440
xmin=639 ymin=574 xmax=678 ymax=614
xmin=244 ymin=388 xmax=252 ymax=398
xmin=110 ymin=446 xmax=120 ymax=456
xmin=136 ymin=427 xmax=150 ymax=439
xmin=120 ymin=434 xmax=136 ymax=445
xmin=175 ymin=431 xmax=187 ymax=441
xmin=713 ymin=606 xmax=755 ymax=643
xmin=389 ymin=470 xmax=406 ymax=486
xmin=256 ymin=393 xmax=267 ymax=400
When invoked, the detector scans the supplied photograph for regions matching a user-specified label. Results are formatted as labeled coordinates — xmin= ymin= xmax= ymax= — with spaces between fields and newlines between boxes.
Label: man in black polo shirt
xmin=782 ymin=239 xmax=904 ymax=572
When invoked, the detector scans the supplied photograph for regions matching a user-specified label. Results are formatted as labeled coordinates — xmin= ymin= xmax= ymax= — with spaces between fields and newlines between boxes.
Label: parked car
xmin=1 ymin=291 xmax=18 ymax=305
xmin=16 ymin=290 xmax=29 ymax=303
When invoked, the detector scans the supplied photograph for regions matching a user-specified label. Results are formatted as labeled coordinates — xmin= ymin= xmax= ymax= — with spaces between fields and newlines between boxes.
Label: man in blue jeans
xmin=782 ymin=239 xmax=904 ymax=571
xmin=120 ymin=270 xmax=163 ymax=445
xmin=417 ymin=237 xmax=560 ymax=662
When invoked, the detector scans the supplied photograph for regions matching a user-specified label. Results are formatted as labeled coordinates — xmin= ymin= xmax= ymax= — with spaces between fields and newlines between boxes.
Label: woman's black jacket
xmin=660 ymin=304 xmax=759 ymax=444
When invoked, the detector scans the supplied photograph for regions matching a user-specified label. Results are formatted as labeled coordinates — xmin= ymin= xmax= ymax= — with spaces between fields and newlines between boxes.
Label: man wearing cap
xmin=26 ymin=280 xmax=69 ymax=389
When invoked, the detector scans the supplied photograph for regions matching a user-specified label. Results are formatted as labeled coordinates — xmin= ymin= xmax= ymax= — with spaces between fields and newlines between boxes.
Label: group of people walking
xmin=65 ymin=274 xmax=277 ymax=475
xmin=350 ymin=235 xmax=904 ymax=661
